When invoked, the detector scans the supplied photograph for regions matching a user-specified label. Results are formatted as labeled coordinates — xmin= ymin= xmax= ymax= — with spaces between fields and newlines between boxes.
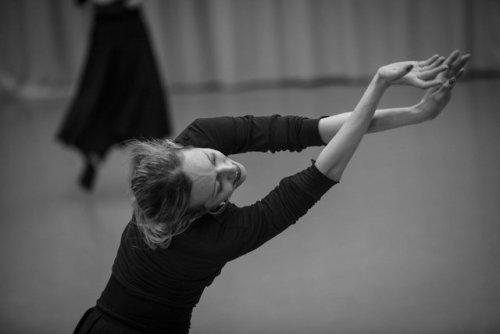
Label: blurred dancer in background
xmin=57 ymin=0 xmax=171 ymax=190
xmin=73 ymin=51 xmax=469 ymax=333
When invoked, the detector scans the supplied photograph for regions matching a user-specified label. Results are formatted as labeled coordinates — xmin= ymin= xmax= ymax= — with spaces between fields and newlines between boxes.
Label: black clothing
xmin=175 ymin=115 xmax=325 ymax=154
xmin=57 ymin=2 xmax=171 ymax=190
xmin=74 ymin=305 xmax=146 ymax=334
xmin=76 ymin=115 xmax=337 ymax=333
xmin=95 ymin=276 xmax=192 ymax=334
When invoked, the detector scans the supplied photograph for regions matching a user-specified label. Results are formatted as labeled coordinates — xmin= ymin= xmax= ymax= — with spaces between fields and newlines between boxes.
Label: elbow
xmin=316 ymin=161 xmax=345 ymax=181
xmin=326 ymin=166 xmax=344 ymax=182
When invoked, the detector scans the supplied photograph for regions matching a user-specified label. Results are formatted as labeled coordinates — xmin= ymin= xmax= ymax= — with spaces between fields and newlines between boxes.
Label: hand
xmin=378 ymin=55 xmax=449 ymax=88
xmin=413 ymin=77 xmax=457 ymax=120
xmin=415 ymin=50 xmax=471 ymax=120
xmin=436 ymin=49 xmax=471 ymax=82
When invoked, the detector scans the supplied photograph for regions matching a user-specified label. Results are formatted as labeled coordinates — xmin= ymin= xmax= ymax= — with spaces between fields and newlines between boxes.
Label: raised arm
xmin=213 ymin=56 xmax=460 ymax=260
xmin=315 ymin=56 xmax=459 ymax=181
xmin=315 ymin=69 xmax=391 ymax=180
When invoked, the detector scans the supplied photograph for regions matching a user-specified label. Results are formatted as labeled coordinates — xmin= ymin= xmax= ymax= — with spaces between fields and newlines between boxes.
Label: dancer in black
xmin=57 ymin=0 xmax=171 ymax=190
xmin=74 ymin=51 xmax=469 ymax=333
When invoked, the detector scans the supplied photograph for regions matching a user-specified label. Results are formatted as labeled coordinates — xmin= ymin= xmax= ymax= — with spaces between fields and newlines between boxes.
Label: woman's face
xmin=181 ymin=148 xmax=247 ymax=210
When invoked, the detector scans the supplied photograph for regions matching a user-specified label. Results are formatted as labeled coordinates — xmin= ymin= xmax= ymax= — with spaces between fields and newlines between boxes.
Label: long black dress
xmin=57 ymin=0 xmax=171 ymax=190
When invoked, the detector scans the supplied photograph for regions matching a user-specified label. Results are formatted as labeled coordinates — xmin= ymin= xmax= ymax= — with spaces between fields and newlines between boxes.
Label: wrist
xmin=373 ymin=71 xmax=391 ymax=90
xmin=410 ymin=102 xmax=433 ymax=122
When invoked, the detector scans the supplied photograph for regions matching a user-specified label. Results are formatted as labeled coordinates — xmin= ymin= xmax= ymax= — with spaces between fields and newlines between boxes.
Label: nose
xmin=217 ymin=159 xmax=237 ymax=182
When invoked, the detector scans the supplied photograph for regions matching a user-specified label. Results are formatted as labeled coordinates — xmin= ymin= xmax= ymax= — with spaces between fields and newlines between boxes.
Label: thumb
xmin=433 ymin=77 xmax=456 ymax=98
xmin=443 ymin=77 xmax=456 ymax=90
xmin=392 ymin=64 xmax=414 ymax=81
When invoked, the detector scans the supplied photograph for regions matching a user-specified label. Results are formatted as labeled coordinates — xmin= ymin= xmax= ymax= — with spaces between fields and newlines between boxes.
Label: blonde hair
xmin=128 ymin=139 xmax=204 ymax=249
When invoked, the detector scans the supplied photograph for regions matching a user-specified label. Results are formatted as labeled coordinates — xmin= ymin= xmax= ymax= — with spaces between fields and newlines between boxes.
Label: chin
xmin=238 ymin=165 xmax=247 ymax=184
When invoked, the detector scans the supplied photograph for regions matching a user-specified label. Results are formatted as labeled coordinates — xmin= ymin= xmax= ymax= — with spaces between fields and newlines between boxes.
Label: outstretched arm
xmin=315 ymin=53 xmax=462 ymax=181
xmin=318 ymin=51 xmax=470 ymax=142
xmin=315 ymin=63 xmax=411 ymax=180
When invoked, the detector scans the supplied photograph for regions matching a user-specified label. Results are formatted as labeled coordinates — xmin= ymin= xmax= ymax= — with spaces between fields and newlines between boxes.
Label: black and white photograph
xmin=1 ymin=0 xmax=499 ymax=333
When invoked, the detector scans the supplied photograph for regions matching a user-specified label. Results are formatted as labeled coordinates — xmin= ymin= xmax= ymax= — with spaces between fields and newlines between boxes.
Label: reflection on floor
xmin=1 ymin=80 xmax=500 ymax=333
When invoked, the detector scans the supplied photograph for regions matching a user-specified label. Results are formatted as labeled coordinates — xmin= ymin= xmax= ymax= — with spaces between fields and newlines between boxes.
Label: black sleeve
xmin=174 ymin=115 xmax=324 ymax=155
xmin=214 ymin=163 xmax=337 ymax=261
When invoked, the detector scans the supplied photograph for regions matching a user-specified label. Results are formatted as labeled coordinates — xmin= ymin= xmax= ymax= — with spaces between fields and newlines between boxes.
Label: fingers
xmin=419 ymin=74 xmax=456 ymax=89
xmin=455 ymin=68 xmax=465 ymax=80
xmin=418 ymin=78 xmax=445 ymax=89
xmin=418 ymin=54 xmax=440 ymax=67
xmin=443 ymin=77 xmax=456 ymax=89
xmin=435 ymin=77 xmax=456 ymax=95
xmin=443 ymin=50 xmax=460 ymax=67
xmin=433 ymin=51 xmax=471 ymax=80
xmin=422 ymin=56 xmax=445 ymax=70
xmin=419 ymin=64 xmax=448 ymax=80
xmin=448 ymin=54 xmax=471 ymax=77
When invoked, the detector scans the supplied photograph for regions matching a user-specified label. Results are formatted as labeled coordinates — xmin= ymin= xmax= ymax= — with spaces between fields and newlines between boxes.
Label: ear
xmin=208 ymin=201 xmax=228 ymax=215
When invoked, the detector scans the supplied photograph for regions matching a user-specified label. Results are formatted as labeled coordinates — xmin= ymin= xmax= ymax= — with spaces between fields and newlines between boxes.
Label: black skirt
xmin=57 ymin=4 xmax=171 ymax=188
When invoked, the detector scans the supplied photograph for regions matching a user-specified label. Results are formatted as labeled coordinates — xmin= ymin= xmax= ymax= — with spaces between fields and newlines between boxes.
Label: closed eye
xmin=214 ymin=177 xmax=222 ymax=195
xmin=203 ymin=151 xmax=220 ymax=197
xmin=207 ymin=152 xmax=216 ymax=166
xmin=212 ymin=153 xmax=229 ymax=197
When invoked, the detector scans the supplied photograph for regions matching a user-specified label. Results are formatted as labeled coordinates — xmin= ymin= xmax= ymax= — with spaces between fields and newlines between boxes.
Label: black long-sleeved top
xmin=98 ymin=115 xmax=337 ymax=332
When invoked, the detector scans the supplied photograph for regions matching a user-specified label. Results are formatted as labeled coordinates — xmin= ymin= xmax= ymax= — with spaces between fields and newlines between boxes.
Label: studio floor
xmin=1 ymin=80 xmax=499 ymax=333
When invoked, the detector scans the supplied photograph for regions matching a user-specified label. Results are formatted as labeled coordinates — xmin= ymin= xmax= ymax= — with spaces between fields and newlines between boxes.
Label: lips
xmin=233 ymin=165 xmax=241 ymax=186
